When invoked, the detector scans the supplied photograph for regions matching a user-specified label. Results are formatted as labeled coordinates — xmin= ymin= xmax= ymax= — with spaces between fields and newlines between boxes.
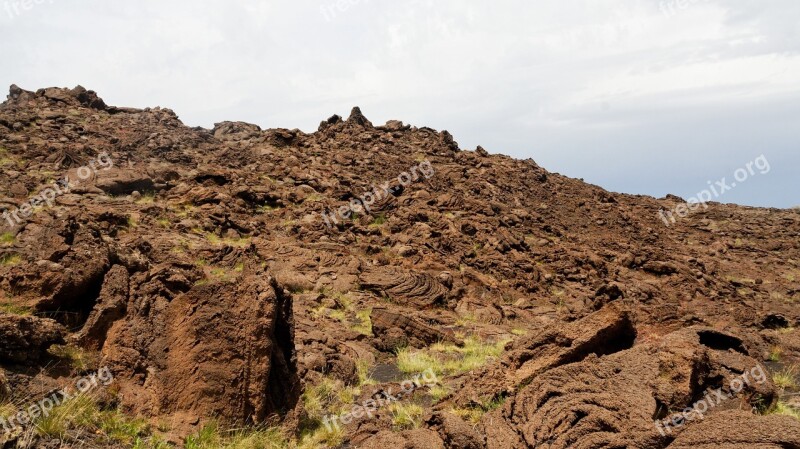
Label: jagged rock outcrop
xmin=102 ymin=265 xmax=300 ymax=425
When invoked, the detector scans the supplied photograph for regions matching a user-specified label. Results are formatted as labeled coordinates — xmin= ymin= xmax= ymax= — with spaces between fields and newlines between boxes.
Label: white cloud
xmin=1 ymin=0 xmax=798 ymax=206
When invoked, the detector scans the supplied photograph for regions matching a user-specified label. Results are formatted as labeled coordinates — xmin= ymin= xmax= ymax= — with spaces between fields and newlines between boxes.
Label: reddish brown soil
xmin=0 ymin=85 xmax=799 ymax=448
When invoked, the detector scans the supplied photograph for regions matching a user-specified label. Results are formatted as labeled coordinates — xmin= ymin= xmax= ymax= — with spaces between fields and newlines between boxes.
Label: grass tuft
xmin=769 ymin=346 xmax=783 ymax=362
xmin=0 ymin=253 xmax=21 ymax=266
xmin=388 ymin=402 xmax=424 ymax=430
xmin=0 ymin=233 xmax=14 ymax=245
xmin=773 ymin=365 xmax=798 ymax=390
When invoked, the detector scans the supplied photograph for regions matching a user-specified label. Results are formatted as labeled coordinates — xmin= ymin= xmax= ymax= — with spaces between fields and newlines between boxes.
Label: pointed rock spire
xmin=346 ymin=106 xmax=373 ymax=128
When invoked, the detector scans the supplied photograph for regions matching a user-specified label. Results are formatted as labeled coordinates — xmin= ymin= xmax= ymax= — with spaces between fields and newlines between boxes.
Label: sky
xmin=1 ymin=0 xmax=798 ymax=208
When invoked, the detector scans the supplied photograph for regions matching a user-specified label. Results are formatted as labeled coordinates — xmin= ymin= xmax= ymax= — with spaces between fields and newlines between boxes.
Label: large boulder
xmin=102 ymin=265 xmax=300 ymax=425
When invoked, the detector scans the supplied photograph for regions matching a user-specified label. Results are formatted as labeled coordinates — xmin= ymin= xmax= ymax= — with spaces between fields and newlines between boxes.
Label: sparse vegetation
xmin=0 ymin=302 xmax=33 ymax=315
xmin=353 ymin=308 xmax=373 ymax=335
xmin=0 ymin=233 xmax=14 ymax=245
xmin=135 ymin=191 xmax=156 ymax=204
xmin=428 ymin=384 xmax=451 ymax=402
xmin=773 ymin=365 xmax=798 ymax=390
xmin=0 ymin=147 xmax=14 ymax=166
xmin=388 ymin=402 xmax=424 ymax=430
xmin=185 ymin=422 xmax=289 ymax=449
xmin=397 ymin=336 xmax=509 ymax=377
xmin=126 ymin=215 xmax=138 ymax=228
xmin=176 ymin=204 xmax=197 ymax=218
xmin=0 ymin=253 xmax=21 ymax=266
xmin=34 ymin=394 xmax=151 ymax=445
xmin=771 ymin=401 xmax=800 ymax=420
xmin=204 ymin=232 xmax=251 ymax=248
xmin=48 ymin=345 xmax=99 ymax=372
xmin=769 ymin=346 xmax=784 ymax=362
xmin=451 ymin=396 xmax=505 ymax=424
xmin=455 ymin=313 xmax=477 ymax=327
xmin=368 ymin=214 xmax=386 ymax=228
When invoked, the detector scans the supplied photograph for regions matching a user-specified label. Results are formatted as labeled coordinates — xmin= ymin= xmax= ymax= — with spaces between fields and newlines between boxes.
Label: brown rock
xmin=102 ymin=266 xmax=300 ymax=425
xmin=0 ymin=314 xmax=66 ymax=363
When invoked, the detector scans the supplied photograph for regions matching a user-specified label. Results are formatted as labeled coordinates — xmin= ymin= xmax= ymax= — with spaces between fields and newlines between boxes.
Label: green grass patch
xmin=35 ymin=394 xmax=150 ymax=445
xmin=0 ymin=233 xmax=14 ymax=245
xmin=185 ymin=422 xmax=290 ymax=449
xmin=450 ymin=396 xmax=505 ymax=424
xmin=772 ymin=402 xmax=800 ymax=420
xmin=0 ymin=254 xmax=21 ymax=266
xmin=0 ymin=302 xmax=33 ymax=315
xmin=396 ymin=336 xmax=509 ymax=377
xmin=48 ymin=345 xmax=99 ymax=372
xmin=352 ymin=308 xmax=372 ymax=336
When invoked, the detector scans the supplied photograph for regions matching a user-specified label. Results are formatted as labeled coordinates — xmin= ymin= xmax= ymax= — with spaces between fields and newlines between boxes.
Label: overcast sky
xmin=1 ymin=0 xmax=798 ymax=207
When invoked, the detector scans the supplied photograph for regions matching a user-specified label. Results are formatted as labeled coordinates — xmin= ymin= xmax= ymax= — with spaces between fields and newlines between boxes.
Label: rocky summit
xmin=0 ymin=85 xmax=798 ymax=448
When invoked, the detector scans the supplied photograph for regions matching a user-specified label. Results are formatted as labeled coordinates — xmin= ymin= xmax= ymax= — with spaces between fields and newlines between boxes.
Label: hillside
xmin=0 ymin=85 xmax=799 ymax=448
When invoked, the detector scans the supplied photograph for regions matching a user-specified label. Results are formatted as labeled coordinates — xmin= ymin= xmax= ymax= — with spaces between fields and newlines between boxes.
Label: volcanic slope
xmin=0 ymin=85 xmax=798 ymax=448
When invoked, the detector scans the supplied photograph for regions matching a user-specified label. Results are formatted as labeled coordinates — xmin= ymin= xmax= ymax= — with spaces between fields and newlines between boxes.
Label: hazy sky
xmin=2 ymin=0 xmax=798 ymax=207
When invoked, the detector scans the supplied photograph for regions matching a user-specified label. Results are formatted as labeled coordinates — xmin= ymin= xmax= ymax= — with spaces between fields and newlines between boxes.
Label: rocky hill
xmin=0 ymin=85 xmax=798 ymax=448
